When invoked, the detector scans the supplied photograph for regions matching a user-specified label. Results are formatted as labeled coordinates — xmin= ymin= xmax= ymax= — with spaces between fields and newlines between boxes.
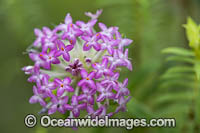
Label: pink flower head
xmin=23 ymin=10 xmax=133 ymax=118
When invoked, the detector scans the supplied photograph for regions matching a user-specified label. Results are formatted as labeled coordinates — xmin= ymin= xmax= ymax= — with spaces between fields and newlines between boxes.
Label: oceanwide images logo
xmin=24 ymin=114 xmax=176 ymax=129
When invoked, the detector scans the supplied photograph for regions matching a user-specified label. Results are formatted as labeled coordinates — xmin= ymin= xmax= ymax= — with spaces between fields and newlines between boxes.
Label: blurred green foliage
xmin=156 ymin=17 xmax=200 ymax=133
xmin=1 ymin=0 xmax=200 ymax=133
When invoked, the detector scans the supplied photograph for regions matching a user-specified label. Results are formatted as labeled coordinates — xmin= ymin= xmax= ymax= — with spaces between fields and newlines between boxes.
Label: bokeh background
xmin=0 ymin=0 xmax=200 ymax=133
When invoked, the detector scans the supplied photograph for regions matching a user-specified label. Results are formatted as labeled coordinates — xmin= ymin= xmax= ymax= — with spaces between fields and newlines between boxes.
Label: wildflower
xmin=115 ymin=96 xmax=132 ymax=113
xmin=33 ymin=27 xmax=58 ymax=51
xmin=48 ymin=95 xmax=69 ymax=115
xmin=92 ymin=105 xmax=107 ymax=117
xmin=81 ymin=33 xmax=101 ymax=51
xmin=64 ymin=95 xmax=87 ymax=117
xmin=22 ymin=10 xmax=133 ymax=118
xmin=98 ymin=23 xmax=118 ymax=39
xmin=103 ymin=49 xmax=132 ymax=71
xmin=101 ymin=72 xmax=119 ymax=90
xmin=55 ymin=13 xmax=82 ymax=45
xmin=115 ymin=31 xmax=133 ymax=51
xmin=54 ymin=77 xmax=74 ymax=97
xmin=115 ymin=78 xmax=130 ymax=99
xmin=55 ymin=40 xmax=74 ymax=61
xmin=29 ymin=86 xmax=47 ymax=106
xmin=39 ymin=75 xmax=56 ymax=96
xmin=96 ymin=83 xmax=115 ymax=102
xmin=78 ymin=69 xmax=96 ymax=89
xmin=78 ymin=86 xmax=96 ymax=105
xmin=22 ymin=66 xmax=34 ymax=75
xmin=85 ymin=9 xmax=103 ymax=20
xmin=33 ymin=28 xmax=43 ymax=47
xmin=27 ymin=66 xmax=48 ymax=86
xmin=100 ymin=35 xmax=119 ymax=55
xmin=29 ymin=52 xmax=49 ymax=69
xmin=41 ymin=27 xmax=58 ymax=51
xmin=92 ymin=58 xmax=113 ymax=79
xmin=65 ymin=59 xmax=83 ymax=76
xmin=39 ymin=50 xmax=60 ymax=69
xmin=76 ymin=19 xmax=97 ymax=36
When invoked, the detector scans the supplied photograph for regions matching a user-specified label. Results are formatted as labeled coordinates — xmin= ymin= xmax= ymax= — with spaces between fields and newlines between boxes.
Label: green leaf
xmin=161 ymin=72 xmax=194 ymax=80
xmin=162 ymin=47 xmax=194 ymax=56
xmin=153 ymin=92 xmax=194 ymax=106
xmin=159 ymin=79 xmax=194 ymax=89
xmin=183 ymin=17 xmax=200 ymax=49
xmin=165 ymin=66 xmax=194 ymax=74
xmin=166 ymin=56 xmax=195 ymax=64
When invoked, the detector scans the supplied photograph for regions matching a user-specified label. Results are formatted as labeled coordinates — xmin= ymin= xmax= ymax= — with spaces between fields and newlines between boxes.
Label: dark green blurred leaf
xmin=162 ymin=47 xmax=195 ymax=56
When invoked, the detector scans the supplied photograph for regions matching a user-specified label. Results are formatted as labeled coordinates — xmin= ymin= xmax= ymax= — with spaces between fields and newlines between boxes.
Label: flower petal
xmin=80 ymin=69 xmax=88 ymax=78
xmin=64 ymin=104 xmax=73 ymax=110
xmin=65 ymin=13 xmax=72 ymax=25
xmin=57 ymin=87 xmax=65 ymax=97
xmin=63 ymin=77 xmax=71 ymax=84
xmin=98 ymin=23 xmax=107 ymax=30
xmin=63 ymin=52 xmax=70 ymax=61
xmin=48 ymin=104 xmax=57 ymax=115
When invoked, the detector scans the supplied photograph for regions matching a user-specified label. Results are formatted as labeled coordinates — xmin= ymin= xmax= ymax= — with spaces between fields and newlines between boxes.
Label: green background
xmin=0 ymin=0 xmax=200 ymax=132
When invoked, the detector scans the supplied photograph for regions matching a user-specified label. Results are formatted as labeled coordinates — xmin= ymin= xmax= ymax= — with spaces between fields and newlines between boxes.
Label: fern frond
xmin=162 ymin=47 xmax=195 ymax=57
xmin=155 ymin=17 xmax=200 ymax=132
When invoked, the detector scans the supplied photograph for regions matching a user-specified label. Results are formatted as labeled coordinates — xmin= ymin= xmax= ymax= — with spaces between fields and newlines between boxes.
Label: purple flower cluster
xmin=22 ymin=9 xmax=133 ymax=118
